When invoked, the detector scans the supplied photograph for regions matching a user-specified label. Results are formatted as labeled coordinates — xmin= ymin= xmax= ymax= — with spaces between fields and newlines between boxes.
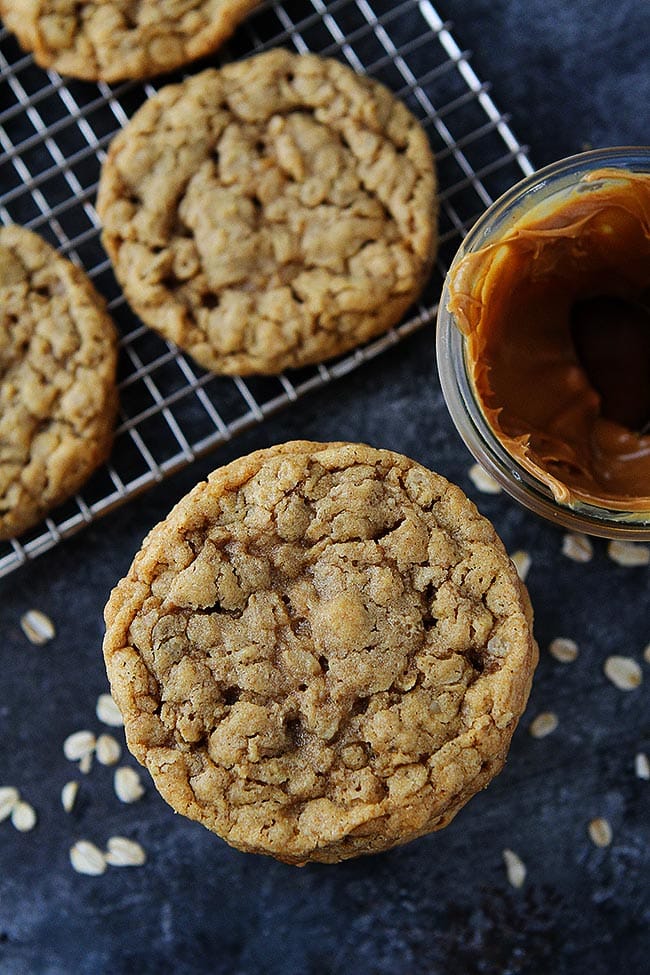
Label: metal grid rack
xmin=0 ymin=0 xmax=533 ymax=578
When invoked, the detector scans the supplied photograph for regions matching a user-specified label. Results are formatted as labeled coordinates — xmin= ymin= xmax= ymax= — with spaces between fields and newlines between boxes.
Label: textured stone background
xmin=1 ymin=1 xmax=649 ymax=973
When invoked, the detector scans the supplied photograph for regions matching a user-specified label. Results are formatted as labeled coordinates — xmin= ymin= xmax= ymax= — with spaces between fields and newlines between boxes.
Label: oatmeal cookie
xmin=103 ymin=441 xmax=537 ymax=864
xmin=96 ymin=49 xmax=437 ymax=375
xmin=0 ymin=225 xmax=118 ymax=540
xmin=0 ymin=0 xmax=261 ymax=82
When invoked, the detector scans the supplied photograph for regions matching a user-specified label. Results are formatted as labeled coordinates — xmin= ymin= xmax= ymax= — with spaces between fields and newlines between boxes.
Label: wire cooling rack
xmin=0 ymin=0 xmax=533 ymax=578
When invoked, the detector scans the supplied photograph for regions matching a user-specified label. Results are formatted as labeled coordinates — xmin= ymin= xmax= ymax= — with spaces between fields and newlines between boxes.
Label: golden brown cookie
xmin=0 ymin=225 xmax=119 ymax=540
xmin=103 ymin=441 xmax=537 ymax=864
xmin=96 ymin=49 xmax=438 ymax=375
xmin=0 ymin=0 xmax=261 ymax=82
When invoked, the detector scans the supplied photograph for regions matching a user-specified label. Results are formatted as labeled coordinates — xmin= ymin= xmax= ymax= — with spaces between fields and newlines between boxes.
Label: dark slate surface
xmin=1 ymin=1 xmax=649 ymax=973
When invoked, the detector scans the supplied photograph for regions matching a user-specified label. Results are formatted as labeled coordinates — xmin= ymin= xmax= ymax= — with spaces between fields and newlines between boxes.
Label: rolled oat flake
xmin=11 ymin=800 xmax=37 ymax=832
xmin=468 ymin=463 xmax=502 ymax=495
xmin=607 ymin=540 xmax=650 ymax=567
xmin=95 ymin=734 xmax=121 ymax=766
xmin=588 ymin=817 xmax=613 ymax=848
xmin=561 ymin=533 xmax=593 ymax=563
xmin=105 ymin=836 xmax=147 ymax=867
xmin=70 ymin=840 xmax=107 ymax=876
xmin=548 ymin=637 xmax=579 ymax=663
xmin=0 ymin=786 xmax=20 ymax=822
xmin=502 ymin=848 xmax=527 ymax=888
xmin=604 ymin=655 xmax=643 ymax=691
xmin=529 ymin=711 xmax=559 ymax=738
xmin=61 ymin=781 xmax=79 ymax=813
xmin=63 ymin=730 xmax=96 ymax=762
xmin=634 ymin=752 xmax=650 ymax=780
xmin=114 ymin=766 xmax=145 ymax=804
xmin=20 ymin=609 xmax=55 ymax=645
xmin=96 ymin=693 xmax=124 ymax=728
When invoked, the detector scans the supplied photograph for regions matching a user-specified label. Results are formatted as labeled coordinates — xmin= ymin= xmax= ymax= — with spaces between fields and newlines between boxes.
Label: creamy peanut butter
xmin=447 ymin=167 xmax=650 ymax=512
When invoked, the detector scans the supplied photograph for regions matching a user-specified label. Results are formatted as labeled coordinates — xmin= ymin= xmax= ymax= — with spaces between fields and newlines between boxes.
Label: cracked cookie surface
xmin=0 ymin=225 xmax=118 ymax=539
xmin=103 ymin=441 xmax=537 ymax=864
xmin=96 ymin=49 xmax=438 ymax=375
xmin=0 ymin=0 xmax=261 ymax=81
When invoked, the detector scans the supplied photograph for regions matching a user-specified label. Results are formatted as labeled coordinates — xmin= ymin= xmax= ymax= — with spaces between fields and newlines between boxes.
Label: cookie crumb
xmin=643 ymin=643 xmax=650 ymax=665
xmin=634 ymin=753 xmax=650 ymax=781
xmin=588 ymin=817 xmax=612 ymax=848
xmin=511 ymin=550 xmax=531 ymax=582
xmin=468 ymin=463 xmax=502 ymax=495
xmin=607 ymin=540 xmax=650 ymax=567
xmin=502 ymin=848 xmax=526 ymax=888
xmin=114 ymin=767 xmax=145 ymax=804
xmin=96 ymin=734 xmax=121 ymax=767
xmin=20 ymin=609 xmax=56 ymax=645
xmin=105 ymin=836 xmax=147 ymax=867
xmin=562 ymin=533 xmax=593 ymax=563
xmin=0 ymin=786 xmax=20 ymax=822
xmin=96 ymin=693 xmax=124 ymax=728
xmin=70 ymin=840 xmax=107 ymax=876
xmin=61 ymin=781 xmax=79 ymax=813
xmin=604 ymin=655 xmax=643 ymax=691
xmin=11 ymin=800 xmax=37 ymax=832
xmin=548 ymin=637 xmax=579 ymax=663
xmin=529 ymin=712 xmax=559 ymax=738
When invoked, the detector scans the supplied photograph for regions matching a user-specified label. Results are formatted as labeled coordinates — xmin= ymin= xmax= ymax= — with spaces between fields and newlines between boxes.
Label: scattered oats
xmin=70 ymin=840 xmax=107 ymax=876
xmin=11 ymin=800 xmax=37 ymax=832
xmin=562 ymin=532 xmax=593 ymax=563
xmin=635 ymin=752 xmax=650 ymax=781
xmin=549 ymin=637 xmax=579 ymax=663
xmin=0 ymin=786 xmax=20 ymax=822
xmin=114 ymin=766 xmax=145 ymax=804
xmin=96 ymin=693 xmax=123 ymax=728
xmin=644 ymin=643 xmax=650 ymax=665
xmin=469 ymin=462 xmax=502 ymax=495
xmin=511 ymin=550 xmax=531 ymax=582
xmin=78 ymin=751 xmax=94 ymax=775
xmin=61 ymin=780 xmax=79 ymax=813
xmin=105 ymin=836 xmax=147 ymax=867
xmin=604 ymin=655 xmax=643 ymax=691
xmin=63 ymin=730 xmax=96 ymax=762
xmin=588 ymin=817 xmax=612 ymax=848
xmin=20 ymin=609 xmax=56 ymax=645
xmin=95 ymin=734 xmax=121 ymax=767
xmin=502 ymin=848 xmax=526 ymax=888
xmin=529 ymin=711 xmax=559 ymax=738
xmin=607 ymin=540 xmax=650 ymax=567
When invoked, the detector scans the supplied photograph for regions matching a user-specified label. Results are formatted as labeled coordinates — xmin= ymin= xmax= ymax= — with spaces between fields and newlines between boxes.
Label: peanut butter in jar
xmin=437 ymin=149 xmax=650 ymax=537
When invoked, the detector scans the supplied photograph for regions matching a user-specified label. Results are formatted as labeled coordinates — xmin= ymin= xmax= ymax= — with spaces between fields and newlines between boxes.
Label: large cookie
xmin=0 ymin=0 xmax=261 ymax=81
xmin=103 ymin=441 xmax=537 ymax=864
xmin=96 ymin=50 xmax=438 ymax=375
xmin=0 ymin=225 xmax=118 ymax=540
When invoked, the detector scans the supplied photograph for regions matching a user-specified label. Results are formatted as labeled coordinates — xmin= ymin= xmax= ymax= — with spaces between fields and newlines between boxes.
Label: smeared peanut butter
xmin=447 ymin=167 xmax=650 ymax=512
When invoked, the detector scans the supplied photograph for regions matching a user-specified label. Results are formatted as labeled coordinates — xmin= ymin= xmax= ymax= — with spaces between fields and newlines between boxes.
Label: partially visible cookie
xmin=96 ymin=49 xmax=438 ymax=375
xmin=0 ymin=0 xmax=261 ymax=82
xmin=103 ymin=441 xmax=537 ymax=864
xmin=0 ymin=225 xmax=118 ymax=540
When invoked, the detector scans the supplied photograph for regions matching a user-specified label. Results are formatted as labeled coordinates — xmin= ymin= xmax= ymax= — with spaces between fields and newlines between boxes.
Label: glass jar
xmin=436 ymin=147 xmax=650 ymax=539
